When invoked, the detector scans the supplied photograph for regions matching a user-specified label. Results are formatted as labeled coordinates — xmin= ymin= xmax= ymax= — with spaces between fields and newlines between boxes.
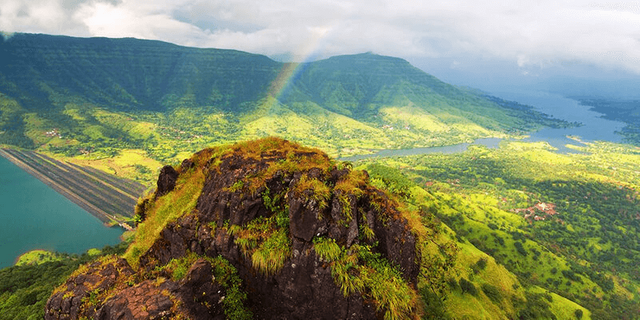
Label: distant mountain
xmin=0 ymin=33 xmax=278 ymax=112
xmin=0 ymin=33 xmax=566 ymax=164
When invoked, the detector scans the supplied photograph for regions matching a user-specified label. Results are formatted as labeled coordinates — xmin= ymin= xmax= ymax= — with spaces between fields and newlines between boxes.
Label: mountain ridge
xmin=0 ymin=33 xmax=567 ymax=167
xmin=0 ymin=33 xmax=638 ymax=320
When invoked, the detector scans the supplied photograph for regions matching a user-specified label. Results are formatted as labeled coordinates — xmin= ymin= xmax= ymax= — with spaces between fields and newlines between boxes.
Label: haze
xmin=2 ymin=0 xmax=640 ymax=97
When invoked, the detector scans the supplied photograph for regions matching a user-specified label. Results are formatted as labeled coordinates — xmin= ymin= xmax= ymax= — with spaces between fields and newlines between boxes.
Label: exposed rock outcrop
xmin=46 ymin=138 xmax=422 ymax=319
xmin=45 ymin=256 xmax=227 ymax=320
xmin=155 ymin=165 xmax=179 ymax=198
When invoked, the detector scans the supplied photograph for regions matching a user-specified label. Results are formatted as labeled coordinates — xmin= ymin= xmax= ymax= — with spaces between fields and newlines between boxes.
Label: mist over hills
xmin=1 ymin=33 xmax=640 ymax=319
xmin=0 ymin=33 xmax=564 ymax=162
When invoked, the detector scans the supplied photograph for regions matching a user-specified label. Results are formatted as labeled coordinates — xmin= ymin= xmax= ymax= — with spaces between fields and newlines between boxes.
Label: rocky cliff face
xmin=45 ymin=138 xmax=422 ymax=319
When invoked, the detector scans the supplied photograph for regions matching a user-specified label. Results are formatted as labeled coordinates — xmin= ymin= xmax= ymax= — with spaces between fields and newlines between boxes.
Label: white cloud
xmin=0 ymin=0 xmax=82 ymax=35
xmin=2 ymin=0 xmax=640 ymax=75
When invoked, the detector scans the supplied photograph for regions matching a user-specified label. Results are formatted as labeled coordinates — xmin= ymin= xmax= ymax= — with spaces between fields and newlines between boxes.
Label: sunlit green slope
xmin=0 ymin=33 xmax=568 ymax=174
xmin=358 ymin=141 xmax=640 ymax=319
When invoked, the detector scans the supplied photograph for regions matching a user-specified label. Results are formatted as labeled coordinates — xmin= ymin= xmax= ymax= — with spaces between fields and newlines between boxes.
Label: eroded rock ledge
xmin=46 ymin=138 xmax=422 ymax=319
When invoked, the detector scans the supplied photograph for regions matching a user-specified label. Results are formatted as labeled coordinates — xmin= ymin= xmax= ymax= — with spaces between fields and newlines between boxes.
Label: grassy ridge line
xmin=0 ymin=148 xmax=141 ymax=225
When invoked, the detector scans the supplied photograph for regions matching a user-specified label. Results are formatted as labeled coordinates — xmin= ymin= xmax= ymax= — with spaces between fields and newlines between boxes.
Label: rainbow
xmin=267 ymin=62 xmax=306 ymax=101
xmin=267 ymin=26 xmax=335 ymax=101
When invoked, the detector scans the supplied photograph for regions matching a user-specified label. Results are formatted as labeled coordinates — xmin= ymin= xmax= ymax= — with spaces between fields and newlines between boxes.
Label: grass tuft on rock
xmin=314 ymin=239 xmax=420 ymax=320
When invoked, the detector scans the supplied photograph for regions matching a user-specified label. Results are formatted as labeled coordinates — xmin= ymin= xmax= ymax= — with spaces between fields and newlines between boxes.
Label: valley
xmin=0 ymin=33 xmax=638 ymax=319
xmin=0 ymin=34 xmax=570 ymax=170
xmin=357 ymin=140 xmax=640 ymax=319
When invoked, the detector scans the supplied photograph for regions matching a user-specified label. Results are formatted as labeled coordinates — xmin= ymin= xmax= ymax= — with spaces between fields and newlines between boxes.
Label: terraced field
xmin=0 ymin=148 xmax=145 ymax=226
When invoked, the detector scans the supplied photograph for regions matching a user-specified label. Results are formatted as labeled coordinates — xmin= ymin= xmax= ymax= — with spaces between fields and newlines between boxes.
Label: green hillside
xmin=0 ymin=33 xmax=568 ymax=178
xmin=357 ymin=140 xmax=640 ymax=319
xmin=5 ymin=34 xmax=632 ymax=319
xmin=5 ymin=138 xmax=639 ymax=319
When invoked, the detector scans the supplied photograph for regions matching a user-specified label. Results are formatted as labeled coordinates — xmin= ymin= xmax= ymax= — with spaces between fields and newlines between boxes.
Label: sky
xmin=2 ymin=0 xmax=640 ymax=95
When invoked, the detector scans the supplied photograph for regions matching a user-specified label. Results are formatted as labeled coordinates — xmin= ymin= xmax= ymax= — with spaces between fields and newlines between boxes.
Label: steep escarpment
xmin=1 ymin=33 xmax=570 ymax=160
xmin=45 ymin=137 xmax=424 ymax=319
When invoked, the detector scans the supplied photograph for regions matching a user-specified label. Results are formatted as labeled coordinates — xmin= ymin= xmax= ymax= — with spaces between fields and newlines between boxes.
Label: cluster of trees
xmin=359 ymin=141 xmax=640 ymax=319
xmin=0 ymin=243 xmax=128 ymax=319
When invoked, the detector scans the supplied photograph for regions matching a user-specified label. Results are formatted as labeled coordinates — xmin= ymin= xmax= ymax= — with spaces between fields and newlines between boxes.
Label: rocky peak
xmin=46 ymin=137 xmax=422 ymax=319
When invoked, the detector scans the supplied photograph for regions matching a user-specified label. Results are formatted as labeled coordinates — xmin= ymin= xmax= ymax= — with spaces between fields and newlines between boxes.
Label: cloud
xmin=73 ymin=1 xmax=203 ymax=44
xmin=0 ymin=0 xmax=92 ymax=36
xmin=1 ymin=0 xmax=640 ymax=75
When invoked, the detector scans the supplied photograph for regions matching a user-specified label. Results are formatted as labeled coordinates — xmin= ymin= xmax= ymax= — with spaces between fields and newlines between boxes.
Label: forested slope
xmin=0 ymin=33 xmax=568 ymax=169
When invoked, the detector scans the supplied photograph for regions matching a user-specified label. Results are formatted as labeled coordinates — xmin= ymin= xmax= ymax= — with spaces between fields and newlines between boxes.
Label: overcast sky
xmin=2 ymin=0 xmax=640 ymax=92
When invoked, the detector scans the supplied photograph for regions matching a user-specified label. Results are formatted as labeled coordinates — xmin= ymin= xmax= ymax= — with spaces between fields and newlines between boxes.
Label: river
xmin=343 ymin=90 xmax=627 ymax=161
xmin=0 ymin=90 xmax=627 ymax=269
xmin=492 ymin=90 xmax=625 ymax=152
xmin=342 ymin=138 xmax=502 ymax=161
xmin=0 ymin=156 xmax=122 ymax=269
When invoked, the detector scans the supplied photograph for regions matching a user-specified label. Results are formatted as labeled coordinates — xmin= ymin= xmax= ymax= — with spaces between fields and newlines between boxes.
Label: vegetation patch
xmin=14 ymin=250 xmax=63 ymax=267
xmin=124 ymin=164 xmax=206 ymax=267
xmin=293 ymin=175 xmax=331 ymax=210
xmin=209 ymin=256 xmax=253 ymax=320
xmin=156 ymin=253 xmax=200 ymax=281
xmin=229 ymin=216 xmax=291 ymax=276
xmin=313 ymin=238 xmax=419 ymax=320
xmin=356 ymin=141 xmax=640 ymax=319
xmin=0 ymin=243 xmax=128 ymax=320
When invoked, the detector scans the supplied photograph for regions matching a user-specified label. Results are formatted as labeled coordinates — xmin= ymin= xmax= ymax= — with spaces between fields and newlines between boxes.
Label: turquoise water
xmin=0 ymin=156 xmax=123 ymax=269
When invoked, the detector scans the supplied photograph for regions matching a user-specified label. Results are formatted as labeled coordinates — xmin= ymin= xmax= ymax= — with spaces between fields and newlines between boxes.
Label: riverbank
xmin=340 ymin=137 xmax=503 ymax=161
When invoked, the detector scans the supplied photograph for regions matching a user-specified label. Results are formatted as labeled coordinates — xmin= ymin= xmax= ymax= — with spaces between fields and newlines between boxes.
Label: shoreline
xmin=0 ymin=148 xmax=120 ymax=224
xmin=12 ymin=249 xmax=57 ymax=266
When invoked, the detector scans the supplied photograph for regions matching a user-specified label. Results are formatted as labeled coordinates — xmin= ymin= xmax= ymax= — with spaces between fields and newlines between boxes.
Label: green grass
xmin=208 ymin=256 xmax=254 ymax=320
xmin=156 ymin=253 xmax=200 ymax=281
xmin=292 ymin=176 xmax=331 ymax=210
xmin=355 ymin=140 xmax=640 ymax=319
xmin=313 ymin=237 xmax=342 ymax=262
xmin=14 ymin=250 xmax=63 ymax=266
xmin=124 ymin=165 xmax=205 ymax=267
xmin=530 ymin=286 xmax=592 ymax=320
xmin=249 ymin=229 xmax=290 ymax=275
xmin=313 ymin=239 xmax=419 ymax=320
xmin=229 ymin=214 xmax=291 ymax=276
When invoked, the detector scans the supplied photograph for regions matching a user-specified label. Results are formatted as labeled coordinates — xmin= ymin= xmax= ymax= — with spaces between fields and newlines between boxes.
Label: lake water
xmin=491 ymin=90 xmax=626 ymax=152
xmin=0 ymin=90 xmax=626 ymax=269
xmin=0 ymin=156 xmax=122 ymax=269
